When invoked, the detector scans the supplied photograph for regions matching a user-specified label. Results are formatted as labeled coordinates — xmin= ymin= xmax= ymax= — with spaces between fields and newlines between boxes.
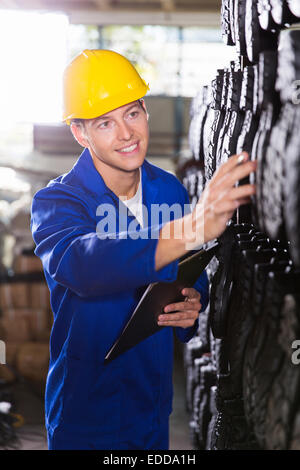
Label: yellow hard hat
xmin=63 ymin=49 xmax=150 ymax=125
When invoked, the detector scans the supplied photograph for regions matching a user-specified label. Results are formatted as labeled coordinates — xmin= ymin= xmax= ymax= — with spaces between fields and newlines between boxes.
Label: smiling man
xmin=30 ymin=49 xmax=256 ymax=450
xmin=70 ymin=99 xmax=149 ymax=200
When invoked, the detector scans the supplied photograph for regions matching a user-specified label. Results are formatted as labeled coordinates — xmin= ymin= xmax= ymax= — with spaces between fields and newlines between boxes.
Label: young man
xmin=30 ymin=50 xmax=256 ymax=450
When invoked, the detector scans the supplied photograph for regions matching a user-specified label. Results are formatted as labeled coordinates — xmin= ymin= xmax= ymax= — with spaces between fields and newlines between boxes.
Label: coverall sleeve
xmin=174 ymin=186 xmax=210 ymax=343
xmin=30 ymin=186 xmax=179 ymax=297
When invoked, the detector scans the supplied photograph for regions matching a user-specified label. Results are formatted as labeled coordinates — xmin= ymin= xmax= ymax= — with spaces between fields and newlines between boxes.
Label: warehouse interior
xmin=0 ymin=0 xmax=300 ymax=451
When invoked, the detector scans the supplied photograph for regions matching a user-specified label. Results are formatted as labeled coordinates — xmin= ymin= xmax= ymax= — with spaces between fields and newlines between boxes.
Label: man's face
xmin=73 ymin=100 xmax=149 ymax=174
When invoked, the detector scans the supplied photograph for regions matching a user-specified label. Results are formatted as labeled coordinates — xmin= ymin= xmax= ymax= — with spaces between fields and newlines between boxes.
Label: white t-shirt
xmin=122 ymin=167 xmax=144 ymax=228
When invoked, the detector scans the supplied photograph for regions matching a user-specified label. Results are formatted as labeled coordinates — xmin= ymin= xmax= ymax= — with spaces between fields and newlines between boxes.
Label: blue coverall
xmin=30 ymin=148 xmax=209 ymax=450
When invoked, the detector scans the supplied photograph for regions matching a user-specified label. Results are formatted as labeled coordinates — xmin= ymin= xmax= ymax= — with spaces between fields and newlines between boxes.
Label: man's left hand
xmin=157 ymin=287 xmax=201 ymax=329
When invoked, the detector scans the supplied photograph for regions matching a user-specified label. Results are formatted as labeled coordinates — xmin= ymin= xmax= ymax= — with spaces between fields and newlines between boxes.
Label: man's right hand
xmin=155 ymin=151 xmax=257 ymax=270
xmin=185 ymin=151 xmax=257 ymax=248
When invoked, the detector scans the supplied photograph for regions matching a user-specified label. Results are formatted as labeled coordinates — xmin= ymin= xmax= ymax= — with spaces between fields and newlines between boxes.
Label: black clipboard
xmin=104 ymin=243 xmax=218 ymax=364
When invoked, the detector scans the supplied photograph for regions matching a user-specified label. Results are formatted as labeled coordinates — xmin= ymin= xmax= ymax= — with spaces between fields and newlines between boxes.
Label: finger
xmin=236 ymin=197 xmax=252 ymax=205
xmin=206 ymin=178 xmax=255 ymax=212
xmin=215 ymin=160 xmax=257 ymax=191
xmin=227 ymin=184 xmax=256 ymax=200
xmin=181 ymin=288 xmax=200 ymax=300
xmin=185 ymin=298 xmax=202 ymax=306
xmin=158 ymin=319 xmax=197 ymax=328
xmin=213 ymin=152 xmax=250 ymax=179
xmin=158 ymin=311 xmax=199 ymax=322
xmin=212 ymin=199 xmax=241 ymax=214
xmin=211 ymin=188 xmax=255 ymax=214
xmin=164 ymin=301 xmax=199 ymax=313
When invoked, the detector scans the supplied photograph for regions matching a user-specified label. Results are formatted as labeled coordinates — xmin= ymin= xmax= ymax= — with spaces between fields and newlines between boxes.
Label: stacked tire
xmin=180 ymin=0 xmax=300 ymax=451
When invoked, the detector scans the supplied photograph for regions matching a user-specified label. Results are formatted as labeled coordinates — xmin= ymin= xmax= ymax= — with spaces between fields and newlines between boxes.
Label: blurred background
xmin=0 ymin=1 xmax=236 ymax=173
xmin=0 ymin=0 xmax=237 ymax=279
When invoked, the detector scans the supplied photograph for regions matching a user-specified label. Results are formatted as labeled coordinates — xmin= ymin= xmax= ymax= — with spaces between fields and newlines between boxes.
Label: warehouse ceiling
xmin=0 ymin=0 xmax=221 ymax=13
xmin=0 ymin=0 xmax=222 ymax=26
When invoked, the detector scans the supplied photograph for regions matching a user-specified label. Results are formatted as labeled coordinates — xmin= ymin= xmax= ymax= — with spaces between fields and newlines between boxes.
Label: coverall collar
xmin=72 ymin=147 xmax=159 ymax=210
